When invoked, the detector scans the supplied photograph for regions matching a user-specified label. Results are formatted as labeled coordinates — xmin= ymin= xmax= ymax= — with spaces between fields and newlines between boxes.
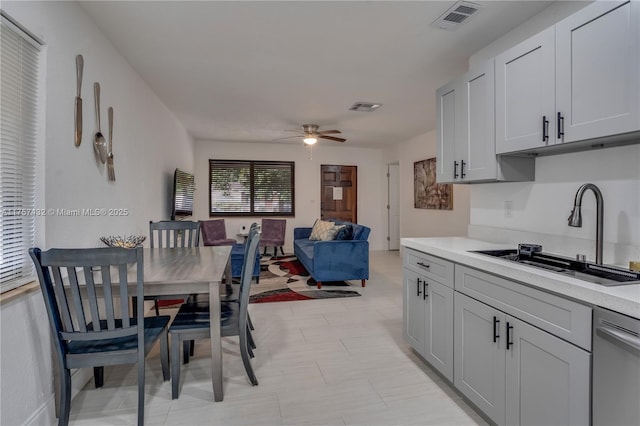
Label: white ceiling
xmin=79 ymin=1 xmax=554 ymax=148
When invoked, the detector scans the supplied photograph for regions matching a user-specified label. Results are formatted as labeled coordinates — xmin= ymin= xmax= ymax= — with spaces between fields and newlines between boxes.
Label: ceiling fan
xmin=277 ymin=124 xmax=346 ymax=145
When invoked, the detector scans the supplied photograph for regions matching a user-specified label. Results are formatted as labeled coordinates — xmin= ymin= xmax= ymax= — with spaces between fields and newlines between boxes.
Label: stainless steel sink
xmin=470 ymin=249 xmax=640 ymax=286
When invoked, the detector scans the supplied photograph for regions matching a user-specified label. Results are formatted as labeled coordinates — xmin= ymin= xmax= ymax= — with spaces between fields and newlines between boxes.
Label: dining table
xmin=139 ymin=246 xmax=232 ymax=402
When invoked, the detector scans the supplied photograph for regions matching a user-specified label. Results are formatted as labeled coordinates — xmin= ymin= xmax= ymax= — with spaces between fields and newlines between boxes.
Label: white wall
xmin=470 ymin=144 xmax=640 ymax=265
xmin=0 ymin=2 xmax=194 ymax=425
xmin=388 ymin=130 xmax=470 ymax=239
xmin=193 ymin=140 xmax=387 ymax=251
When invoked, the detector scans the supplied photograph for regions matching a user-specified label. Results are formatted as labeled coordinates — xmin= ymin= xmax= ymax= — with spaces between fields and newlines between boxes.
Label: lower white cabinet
xmin=454 ymin=292 xmax=506 ymax=423
xmin=403 ymin=267 xmax=454 ymax=381
xmin=504 ymin=315 xmax=590 ymax=426
xmin=423 ymin=278 xmax=454 ymax=380
xmin=454 ymin=292 xmax=590 ymax=426
xmin=404 ymin=269 xmax=426 ymax=354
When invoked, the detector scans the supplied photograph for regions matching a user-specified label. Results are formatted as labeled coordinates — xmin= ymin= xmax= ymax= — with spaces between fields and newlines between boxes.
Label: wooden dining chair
xmin=29 ymin=246 xmax=170 ymax=426
xmin=146 ymin=220 xmax=201 ymax=314
xmin=184 ymin=222 xmax=260 ymax=362
xmin=169 ymin=226 xmax=261 ymax=399
xmin=149 ymin=220 xmax=200 ymax=248
xmin=184 ymin=222 xmax=260 ymax=359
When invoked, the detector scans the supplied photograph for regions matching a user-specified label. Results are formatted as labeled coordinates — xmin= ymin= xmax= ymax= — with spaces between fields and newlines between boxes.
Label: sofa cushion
xmin=351 ymin=224 xmax=370 ymax=241
xmin=294 ymin=238 xmax=315 ymax=270
xmin=334 ymin=224 xmax=353 ymax=240
xmin=329 ymin=220 xmax=370 ymax=241
xmin=309 ymin=219 xmax=339 ymax=241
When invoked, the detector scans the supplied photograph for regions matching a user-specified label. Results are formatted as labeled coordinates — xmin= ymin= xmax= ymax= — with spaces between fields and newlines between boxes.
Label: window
xmin=209 ymin=160 xmax=294 ymax=217
xmin=0 ymin=14 xmax=42 ymax=293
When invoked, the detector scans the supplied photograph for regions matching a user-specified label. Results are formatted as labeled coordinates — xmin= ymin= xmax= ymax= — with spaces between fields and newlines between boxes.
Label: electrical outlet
xmin=504 ymin=200 xmax=513 ymax=218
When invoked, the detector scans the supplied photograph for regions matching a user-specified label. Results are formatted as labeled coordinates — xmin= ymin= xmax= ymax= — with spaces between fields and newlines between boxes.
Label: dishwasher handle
xmin=597 ymin=324 xmax=640 ymax=353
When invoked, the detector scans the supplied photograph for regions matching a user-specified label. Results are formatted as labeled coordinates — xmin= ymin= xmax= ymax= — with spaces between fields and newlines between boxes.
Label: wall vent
xmin=349 ymin=102 xmax=382 ymax=112
xmin=431 ymin=1 xmax=482 ymax=31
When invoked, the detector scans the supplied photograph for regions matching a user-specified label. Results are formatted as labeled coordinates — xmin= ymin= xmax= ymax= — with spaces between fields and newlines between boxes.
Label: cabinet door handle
xmin=417 ymin=262 xmax=430 ymax=270
xmin=453 ymin=161 xmax=459 ymax=179
xmin=557 ymin=112 xmax=565 ymax=139
xmin=423 ymin=280 xmax=428 ymax=300
xmin=416 ymin=278 xmax=422 ymax=297
xmin=506 ymin=322 xmax=514 ymax=350
xmin=460 ymin=160 xmax=466 ymax=179
xmin=542 ymin=115 xmax=549 ymax=142
xmin=493 ymin=316 xmax=500 ymax=342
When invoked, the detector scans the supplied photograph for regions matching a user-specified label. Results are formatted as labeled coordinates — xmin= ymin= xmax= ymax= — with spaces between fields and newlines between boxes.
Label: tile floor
xmin=68 ymin=250 xmax=488 ymax=425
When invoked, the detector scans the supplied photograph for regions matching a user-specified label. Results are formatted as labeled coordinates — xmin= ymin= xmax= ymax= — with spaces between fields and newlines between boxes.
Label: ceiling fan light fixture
xmin=303 ymin=136 xmax=318 ymax=145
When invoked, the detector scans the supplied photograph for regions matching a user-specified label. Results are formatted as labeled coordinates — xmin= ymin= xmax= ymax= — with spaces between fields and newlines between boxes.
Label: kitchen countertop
xmin=401 ymin=237 xmax=640 ymax=319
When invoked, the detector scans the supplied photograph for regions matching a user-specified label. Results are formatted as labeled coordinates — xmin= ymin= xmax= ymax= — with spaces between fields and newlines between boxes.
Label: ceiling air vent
xmin=431 ymin=1 xmax=482 ymax=31
xmin=349 ymin=102 xmax=382 ymax=112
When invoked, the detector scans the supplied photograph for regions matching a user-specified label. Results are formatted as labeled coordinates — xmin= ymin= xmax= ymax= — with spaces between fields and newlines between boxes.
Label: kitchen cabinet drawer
xmin=404 ymin=248 xmax=454 ymax=287
xmin=455 ymin=265 xmax=592 ymax=350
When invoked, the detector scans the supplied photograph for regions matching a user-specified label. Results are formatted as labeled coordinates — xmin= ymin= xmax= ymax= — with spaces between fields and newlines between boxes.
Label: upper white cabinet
xmin=555 ymin=0 xmax=640 ymax=143
xmin=495 ymin=27 xmax=556 ymax=154
xmin=496 ymin=0 xmax=640 ymax=154
xmin=436 ymin=60 xmax=534 ymax=183
xmin=459 ymin=61 xmax=498 ymax=181
xmin=436 ymin=80 xmax=458 ymax=182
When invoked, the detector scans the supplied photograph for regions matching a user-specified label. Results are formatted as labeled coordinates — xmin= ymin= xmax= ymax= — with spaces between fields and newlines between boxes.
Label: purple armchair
xmin=200 ymin=219 xmax=236 ymax=246
xmin=260 ymin=219 xmax=286 ymax=257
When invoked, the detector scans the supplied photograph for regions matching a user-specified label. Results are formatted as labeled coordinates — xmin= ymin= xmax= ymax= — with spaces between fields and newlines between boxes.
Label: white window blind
xmin=0 ymin=15 xmax=41 ymax=292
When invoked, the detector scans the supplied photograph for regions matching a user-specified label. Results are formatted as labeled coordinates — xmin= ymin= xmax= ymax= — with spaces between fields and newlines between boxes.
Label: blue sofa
xmin=293 ymin=221 xmax=370 ymax=289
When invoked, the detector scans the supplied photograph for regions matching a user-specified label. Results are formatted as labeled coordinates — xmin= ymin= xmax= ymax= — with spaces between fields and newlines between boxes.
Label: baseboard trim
xmin=25 ymin=367 xmax=93 ymax=426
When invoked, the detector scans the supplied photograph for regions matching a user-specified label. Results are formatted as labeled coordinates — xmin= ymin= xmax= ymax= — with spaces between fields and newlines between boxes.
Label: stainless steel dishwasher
xmin=592 ymin=307 xmax=640 ymax=425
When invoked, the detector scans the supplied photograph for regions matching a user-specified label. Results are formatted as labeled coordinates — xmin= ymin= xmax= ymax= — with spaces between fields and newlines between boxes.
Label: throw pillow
xmin=309 ymin=219 xmax=339 ymax=241
xmin=334 ymin=224 xmax=353 ymax=240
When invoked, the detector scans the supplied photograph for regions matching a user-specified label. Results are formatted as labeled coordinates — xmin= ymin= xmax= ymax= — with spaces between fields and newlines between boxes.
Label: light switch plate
xmin=504 ymin=200 xmax=513 ymax=218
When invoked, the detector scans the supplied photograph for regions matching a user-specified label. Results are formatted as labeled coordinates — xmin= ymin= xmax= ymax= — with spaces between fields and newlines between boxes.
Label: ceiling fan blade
xmin=319 ymin=135 xmax=346 ymax=142
xmin=318 ymin=130 xmax=342 ymax=135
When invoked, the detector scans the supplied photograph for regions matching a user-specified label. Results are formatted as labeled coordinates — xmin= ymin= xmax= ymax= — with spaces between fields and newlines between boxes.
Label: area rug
xmin=249 ymin=254 xmax=362 ymax=304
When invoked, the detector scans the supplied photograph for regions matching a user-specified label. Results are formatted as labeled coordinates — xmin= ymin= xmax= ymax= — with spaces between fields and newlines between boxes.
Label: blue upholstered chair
xmin=260 ymin=218 xmax=286 ymax=257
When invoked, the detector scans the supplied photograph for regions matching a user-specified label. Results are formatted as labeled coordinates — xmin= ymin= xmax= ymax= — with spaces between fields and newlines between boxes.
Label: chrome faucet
xmin=568 ymin=183 xmax=604 ymax=264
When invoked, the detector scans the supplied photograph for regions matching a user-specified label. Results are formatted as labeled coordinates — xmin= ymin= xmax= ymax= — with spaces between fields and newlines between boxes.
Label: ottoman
xmin=230 ymin=243 xmax=261 ymax=282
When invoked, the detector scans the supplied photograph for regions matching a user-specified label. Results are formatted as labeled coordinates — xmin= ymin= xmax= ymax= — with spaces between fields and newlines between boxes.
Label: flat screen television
xmin=171 ymin=168 xmax=195 ymax=220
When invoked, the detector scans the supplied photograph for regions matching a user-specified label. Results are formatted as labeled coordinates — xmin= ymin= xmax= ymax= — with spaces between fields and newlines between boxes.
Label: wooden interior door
xmin=320 ymin=165 xmax=357 ymax=223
